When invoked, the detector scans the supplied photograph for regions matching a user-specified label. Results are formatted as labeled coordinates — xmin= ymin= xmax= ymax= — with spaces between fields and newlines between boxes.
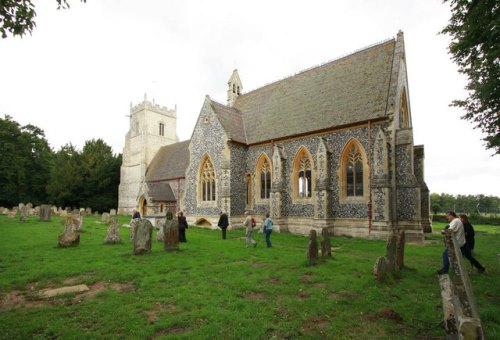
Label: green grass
xmin=0 ymin=216 xmax=499 ymax=339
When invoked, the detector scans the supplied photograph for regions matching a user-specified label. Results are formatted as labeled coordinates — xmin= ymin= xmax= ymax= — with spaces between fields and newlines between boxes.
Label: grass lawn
xmin=0 ymin=215 xmax=499 ymax=339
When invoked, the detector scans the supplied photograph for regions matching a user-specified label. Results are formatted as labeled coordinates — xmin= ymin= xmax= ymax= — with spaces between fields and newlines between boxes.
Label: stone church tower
xmin=117 ymin=95 xmax=178 ymax=215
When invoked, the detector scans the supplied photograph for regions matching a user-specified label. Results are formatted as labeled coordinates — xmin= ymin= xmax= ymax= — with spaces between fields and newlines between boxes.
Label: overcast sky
xmin=1 ymin=0 xmax=499 ymax=197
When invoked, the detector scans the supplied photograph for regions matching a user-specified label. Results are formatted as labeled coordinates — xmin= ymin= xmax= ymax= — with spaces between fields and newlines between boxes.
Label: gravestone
xmin=156 ymin=218 xmax=165 ymax=241
xmin=133 ymin=219 xmax=153 ymax=255
xmin=385 ymin=229 xmax=397 ymax=272
xmin=52 ymin=206 xmax=58 ymax=215
xmin=102 ymin=212 xmax=110 ymax=223
xmin=373 ymin=256 xmax=388 ymax=281
xmin=321 ymin=228 xmax=332 ymax=258
xmin=39 ymin=205 xmax=51 ymax=221
xmin=19 ymin=205 xmax=29 ymax=222
xmin=34 ymin=206 xmax=41 ymax=215
xmin=26 ymin=202 xmax=33 ymax=210
xmin=110 ymin=209 xmax=117 ymax=216
xmin=7 ymin=209 xmax=17 ymax=218
xmin=71 ymin=211 xmax=83 ymax=231
xmin=58 ymin=217 xmax=80 ymax=247
xmin=60 ymin=208 xmax=67 ymax=217
xmin=85 ymin=207 xmax=92 ymax=216
xmin=163 ymin=210 xmax=179 ymax=251
xmin=104 ymin=217 xmax=121 ymax=244
xmin=18 ymin=203 xmax=25 ymax=210
xmin=94 ymin=211 xmax=99 ymax=216
xmin=396 ymin=230 xmax=405 ymax=270
xmin=306 ymin=230 xmax=319 ymax=266
xmin=130 ymin=218 xmax=140 ymax=240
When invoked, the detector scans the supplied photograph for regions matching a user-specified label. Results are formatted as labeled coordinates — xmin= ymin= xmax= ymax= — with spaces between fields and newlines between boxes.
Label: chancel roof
xmin=147 ymin=182 xmax=176 ymax=202
xmin=211 ymin=38 xmax=396 ymax=145
xmin=145 ymin=140 xmax=190 ymax=182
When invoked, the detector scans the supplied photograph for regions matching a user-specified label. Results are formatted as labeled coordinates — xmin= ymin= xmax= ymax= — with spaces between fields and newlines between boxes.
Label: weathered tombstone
xmin=39 ymin=205 xmax=51 ymax=221
xmin=396 ymin=230 xmax=405 ymax=270
xmin=130 ymin=218 xmax=140 ymax=240
xmin=385 ymin=229 xmax=397 ymax=272
xmin=133 ymin=219 xmax=153 ymax=255
xmin=60 ymin=208 xmax=67 ymax=217
xmin=102 ymin=212 xmax=110 ymax=222
xmin=0 ymin=207 xmax=4 ymax=214
xmin=52 ymin=206 xmax=58 ymax=215
xmin=163 ymin=210 xmax=179 ymax=251
xmin=94 ymin=211 xmax=99 ymax=216
xmin=7 ymin=209 xmax=17 ymax=218
xmin=104 ymin=217 xmax=121 ymax=244
xmin=26 ymin=202 xmax=33 ymax=209
xmin=110 ymin=209 xmax=117 ymax=216
xmin=18 ymin=203 xmax=25 ymax=212
xmin=19 ymin=205 xmax=29 ymax=222
xmin=71 ymin=211 xmax=83 ymax=231
xmin=79 ymin=208 xmax=85 ymax=215
xmin=85 ymin=207 xmax=92 ymax=216
xmin=156 ymin=218 xmax=165 ymax=242
xmin=321 ymin=228 xmax=332 ymax=258
xmin=306 ymin=230 xmax=319 ymax=266
xmin=34 ymin=206 xmax=41 ymax=215
xmin=373 ymin=256 xmax=388 ymax=281
xmin=58 ymin=217 xmax=80 ymax=247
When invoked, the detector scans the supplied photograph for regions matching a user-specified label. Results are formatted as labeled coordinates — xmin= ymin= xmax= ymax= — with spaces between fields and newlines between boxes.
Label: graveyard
xmin=0 ymin=213 xmax=499 ymax=339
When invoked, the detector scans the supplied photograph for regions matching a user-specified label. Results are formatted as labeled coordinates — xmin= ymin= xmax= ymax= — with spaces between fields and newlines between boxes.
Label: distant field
xmin=0 ymin=215 xmax=499 ymax=339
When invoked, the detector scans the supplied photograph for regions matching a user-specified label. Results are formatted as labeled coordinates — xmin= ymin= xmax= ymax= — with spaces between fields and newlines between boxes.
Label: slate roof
xmin=212 ymin=38 xmax=396 ymax=145
xmin=148 ymin=182 xmax=176 ymax=202
xmin=145 ymin=140 xmax=190 ymax=181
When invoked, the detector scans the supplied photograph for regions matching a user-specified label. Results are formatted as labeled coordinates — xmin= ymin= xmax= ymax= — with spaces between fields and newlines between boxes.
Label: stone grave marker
xmin=321 ymin=228 xmax=332 ymax=258
xmin=130 ymin=218 xmax=140 ymax=240
xmin=85 ymin=207 xmax=92 ymax=216
xmin=94 ymin=211 xmax=99 ymax=216
xmin=110 ymin=209 xmax=117 ymax=216
xmin=163 ymin=211 xmax=179 ymax=251
xmin=133 ymin=219 xmax=153 ymax=255
xmin=104 ymin=217 xmax=121 ymax=244
xmin=39 ymin=205 xmax=51 ymax=221
xmin=19 ymin=205 xmax=29 ymax=222
xmin=7 ymin=209 xmax=17 ymax=218
xmin=34 ymin=206 xmax=41 ymax=215
xmin=58 ymin=217 xmax=80 ymax=247
xmin=156 ymin=218 xmax=165 ymax=241
xmin=18 ymin=203 xmax=25 ymax=210
xmin=385 ymin=229 xmax=397 ymax=272
xmin=373 ymin=256 xmax=388 ymax=281
xmin=396 ymin=230 xmax=405 ymax=270
xmin=102 ymin=212 xmax=110 ymax=223
xmin=26 ymin=202 xmax=33 ymax=210
xmin=306 ymin=229 xmax=319 ymax=266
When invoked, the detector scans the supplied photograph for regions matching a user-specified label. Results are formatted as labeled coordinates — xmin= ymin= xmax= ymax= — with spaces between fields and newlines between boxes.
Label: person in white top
xmin=437 ymin=211 xmax=485 ymax=274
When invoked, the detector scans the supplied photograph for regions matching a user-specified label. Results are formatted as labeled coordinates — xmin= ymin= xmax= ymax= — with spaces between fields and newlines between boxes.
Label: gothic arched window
xmin=260 ymin=158 xmax=272 ymax=199
xmin=293 ymin=147 xmax=314 ymax=200
xmin=200 ymin=157 xmax=216 ymax=202
xmin=339 ymin=139 xmax=368 ymax=202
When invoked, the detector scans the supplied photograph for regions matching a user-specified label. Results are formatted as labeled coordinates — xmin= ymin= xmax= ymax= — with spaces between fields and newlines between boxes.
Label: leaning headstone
xmin=102 ymin=212 xmax=110 ymax=223
xmin=130 ymin=218 xmax=140 ymax=240
xmin=19 ymin=205 xmax=29 ymax=222
xmin=133 ymin=219 xmax=153 ymax=255
xmin=39 ymin=205 xmax=51 ymax=221
xmin=385 ymin=229 xmax=397 ymax=272
xmin=163 ymin=210 xmax=179 ymax=251
xmin=306 ymin=230 xmax=319 ymax=266
xmin=104 ymin=217 xmax=121 ymax=244
xmin=373 ymin=256 xmax=388 ymax=281
xmin=396 ymin=230 xmax=405 ymax=270
xmin=321 ymin=228 xmax=332 ymax=258
xmin=58 ymin=217 xmax=80 ymax=247
xmin=110 ymin=209 xmax=117 ymax=216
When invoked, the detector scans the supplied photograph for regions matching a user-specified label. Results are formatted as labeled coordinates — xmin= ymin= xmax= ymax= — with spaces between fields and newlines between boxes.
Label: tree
xmin=0 ymin=0 xmax=85 ymax=38
xmin=441 ymin=0 xmax=500 ymax=154
xmin=0 ymin=115 xmax=53 ymax=206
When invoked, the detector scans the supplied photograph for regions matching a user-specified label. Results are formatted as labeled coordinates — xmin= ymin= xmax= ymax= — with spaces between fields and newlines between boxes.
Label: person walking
xmin=177 ymin=211 xmax=188 ymax=243
xmin=243 ymin=210 xmax=257 ymax=248
xmin=263 ymin=213 xmax=273 ymax=248
xmin=437 ymin=211 xmax=485 ymax=274
xmin=217 ymin=210 xmax=229 ymax=240
xmin=459 ymin=214 xmax=475 ymax=251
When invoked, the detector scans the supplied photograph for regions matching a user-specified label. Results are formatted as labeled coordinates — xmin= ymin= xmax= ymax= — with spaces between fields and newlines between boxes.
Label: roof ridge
xmin=241 ymin=37 xmax=395 ymax=97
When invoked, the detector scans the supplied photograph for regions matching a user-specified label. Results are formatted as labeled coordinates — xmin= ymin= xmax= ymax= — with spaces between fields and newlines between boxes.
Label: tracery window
xmin=346 ymin=145 xmax=363 ymax=196
xmin=293 ymin=147 xmax=313 ymax=200
xmin=200 ymin=157 xmax=216 ymax=202
xmin=260 ymin=158 xmax=272 ymax=199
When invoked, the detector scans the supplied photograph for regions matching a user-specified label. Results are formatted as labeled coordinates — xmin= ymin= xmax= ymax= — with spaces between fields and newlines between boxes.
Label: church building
xmin=118 ymin=31 xmax=432 ymax=242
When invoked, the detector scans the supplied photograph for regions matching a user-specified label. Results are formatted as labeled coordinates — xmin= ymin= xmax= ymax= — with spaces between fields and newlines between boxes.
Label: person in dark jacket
xmin=132 ymin=209 xmax=141 ymax=219
xmin=177 ymin=211 xmax=188 ymax=242
xmin=459 ymin=214 xmax=475 ymax=251
xmin=217 ymin=210 xmax=229 ymax=239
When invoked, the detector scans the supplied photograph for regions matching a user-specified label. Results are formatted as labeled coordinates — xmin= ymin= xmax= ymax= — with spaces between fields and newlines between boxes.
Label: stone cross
xmin=132 ymin=219 xmax=153 ymax=255
xmin=104 ymin=217 xmax=121 ymax=244
xmin=306 ymin=230 xmax=319 ymax=266
xmin=58 ymin=217 xmax=80 ymax=247
xmin=163 ymin=210 xmax=179 ymax=251
xmin=321 ymin=228 xmax=332 ymax=258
